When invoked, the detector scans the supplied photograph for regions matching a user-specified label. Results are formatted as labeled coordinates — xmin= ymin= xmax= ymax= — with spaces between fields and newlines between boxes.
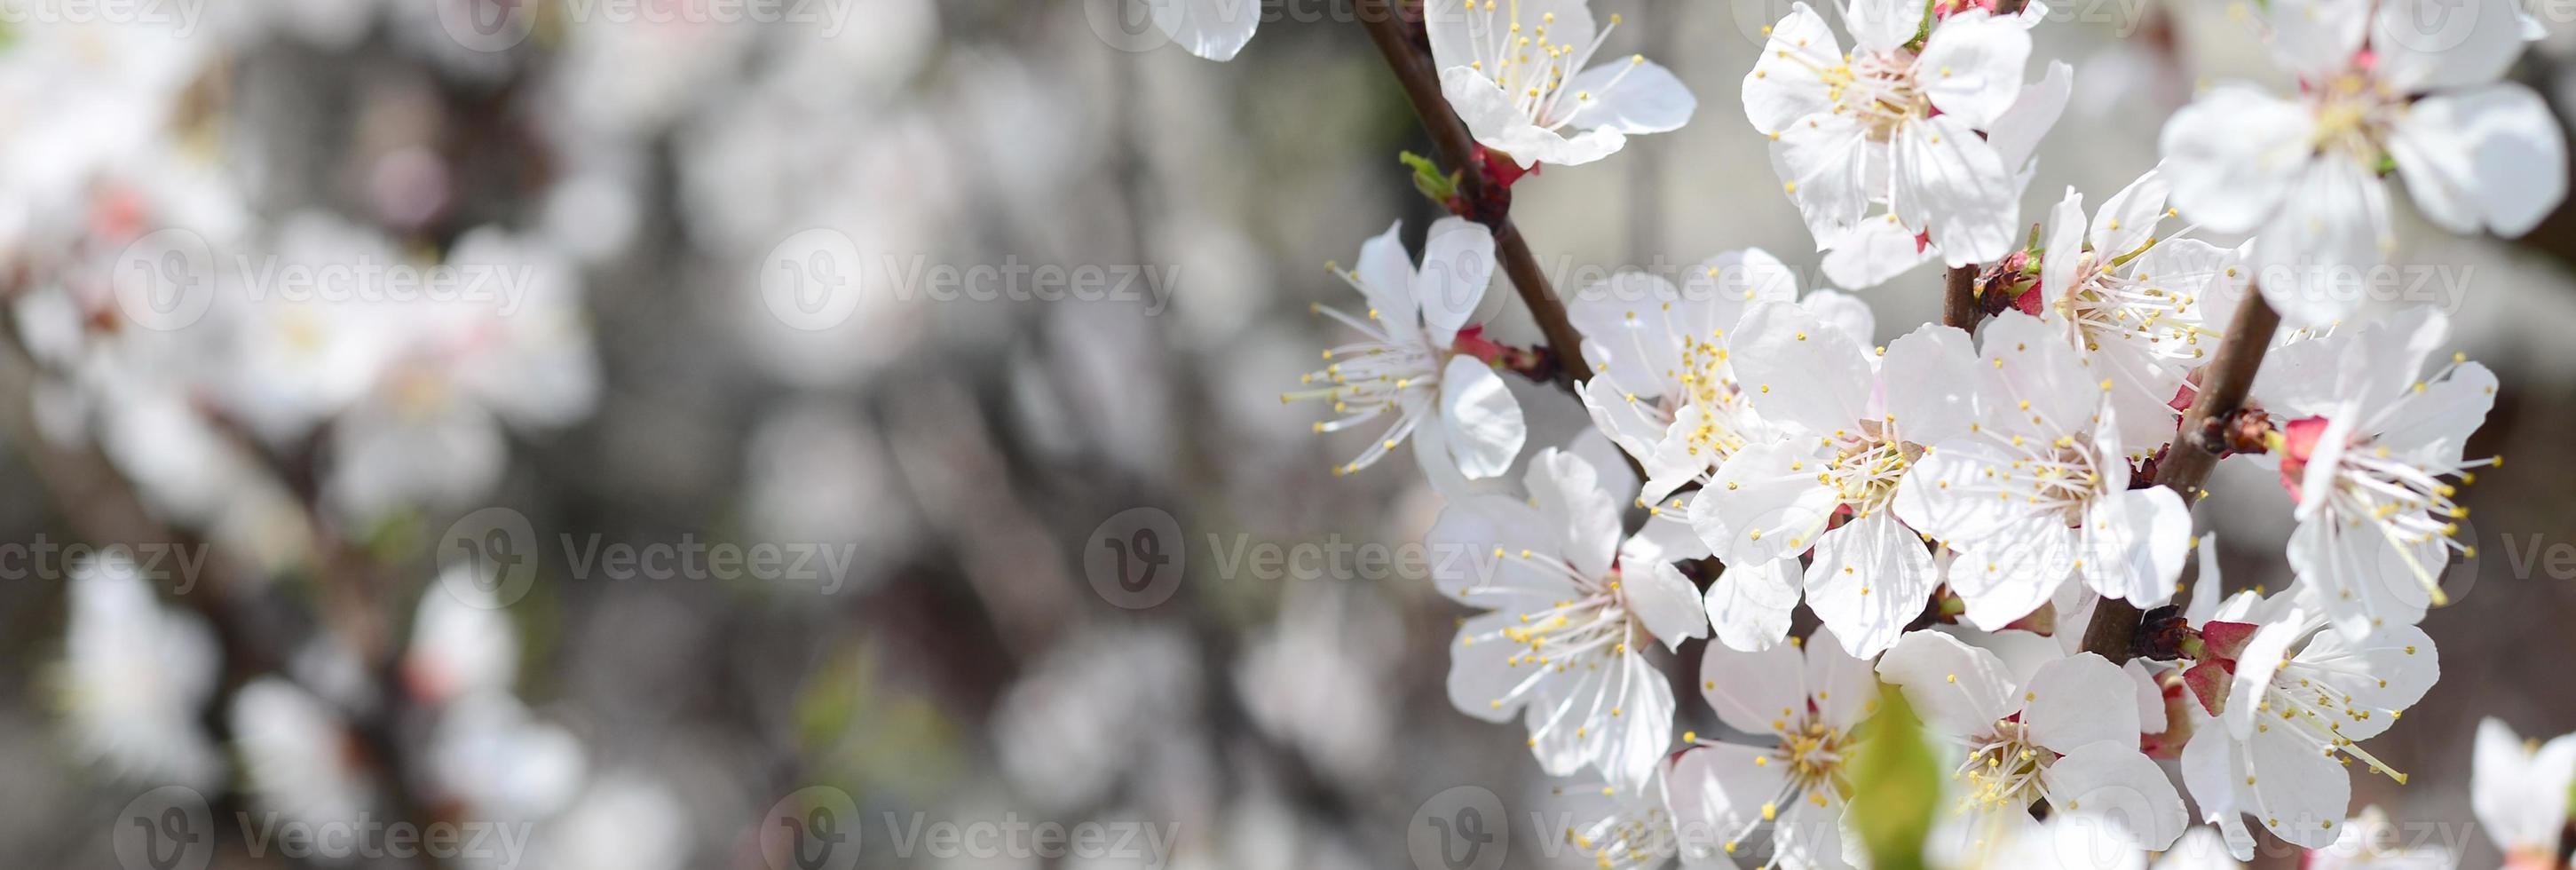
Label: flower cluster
xmin=1208 ymin=0 xmax=2552 ymax=863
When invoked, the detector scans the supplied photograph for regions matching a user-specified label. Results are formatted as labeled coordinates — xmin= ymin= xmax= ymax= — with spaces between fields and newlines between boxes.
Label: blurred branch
xmin=0 ymin=318 xmax=451 ymax=869
xmin=1353 ymin=0 xmax=1594 ymax=391
xmin=2078 ymin=289 xmax=2280 ymax=661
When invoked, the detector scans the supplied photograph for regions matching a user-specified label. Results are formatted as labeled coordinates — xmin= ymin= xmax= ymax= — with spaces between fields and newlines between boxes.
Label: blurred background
xmin=0 ymin=0 xmax=2572 ymax=867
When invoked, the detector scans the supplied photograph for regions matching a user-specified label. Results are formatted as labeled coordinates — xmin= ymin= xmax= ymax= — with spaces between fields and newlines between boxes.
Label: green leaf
xmin=1846 ymin=686 xmax=1940 ymax=870
xmin=1401 ymin=150 xmax=1461 ymax=206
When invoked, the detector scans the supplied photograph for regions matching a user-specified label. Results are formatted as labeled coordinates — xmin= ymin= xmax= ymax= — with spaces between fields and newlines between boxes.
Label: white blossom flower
xmin=1431 ymin=447 xmax=1708 ymax=794
xmin=1894 ymin=310 xmax=2194 ymax=629
xmin=1745 ymin=0 xmax=2037 ymax=268
xmin=1690 ymin=302 xmax=1984 ymax=656
xmin=2177 ymin=600 xmax=2438 ymax=859
xmin=59 ymin=555 xmax=224 ymax=788
xmin=233 ymin=677 xmax=378 ymax=850
xmin=1877 ymin=631 xmax=2189 ymax=853
xmin=2159 ymin=0 xmax=2567 ymax=325
xmin=2248 ymin=306 xmax=2494 ymax=638
xmin=2032 ymin=170 xmax=2248 ymax=453
xmin=1818 ymin=58 xmax=2074 ymax=289
xmin=1149 ymin=0 xmax=1261 ymax=62
xmin=1426 ymin=0 xmax=1697 ymax=167
xmin=1566 ymin=251 xmax=1873 ymax=652
xmin=2470 ymin=718 xmax=2576 ymax=866
xmin=1542 ymin=773 xmax=1682 ymax=870
xmin=1664 ymin=630 xmax=1877 ymax=869
xmin=1286 ymin=218 xmax=1528 ymax=486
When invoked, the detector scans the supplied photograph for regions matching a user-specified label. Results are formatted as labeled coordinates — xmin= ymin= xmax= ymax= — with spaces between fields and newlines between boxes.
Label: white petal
xmin=1820 ymin=216 xmax=1939 ymax=289
xmin=1441 ymin=66 xmax=1630 ymax=166
xmin=1151 ymin=0 xmax=1260 ymax=61
xmin=2372 ymin=0 xmax=2527 ymax=91
xmin=1695 ymin=438 xmax=1840 ymax=565
xmin=1744 ymin=4 xmax=1845 ymax=134
xmin=1876 ymin=629 xmax=2017 ymax=736
xmin=2247 ymin=719 xmax=2353 ymax=849
xmin=2390 ymin=83 xmax=2568 ymax=238
xmin=1699 ymin=637 xmax=1813 ymax=735
xmin=1635 ymin=561 xmax=1712 ymax=651
xmin=1735 ymin=302 xmax=1876 ymax=434
xmin=1446 ymin=610 xmax=1537 ymax=721
xmin=1706 ymin=556 xmax=1802 ymax=652
xmin=2041 ymin=741 xmax=2191 ymax=850
xmin=1425 ymin=494 xmax=1561 ymax=605
xmin=1915 ymin=12 xmax=2032 ymax=127
xmin=1879 ymin=322 xmax=1982 ymax=445
xmin=2474 ymin=718 xmax=2576 ymax=853
xmin=2181 ymin=723 xmax=2260 ymax=861
xmin=1529 ymin=447 xmax=1627 ymax=580
xmin=1668 ymin=743 xmax=1794 ymax=858
xmin=1564 ymin=58 xmax=1696 ymax=135
xmin=1439 ymin=356 xmax=1528 ymax=479
xmin=2042 ymin=187 xmax=2086 ymax=313
xmin=1773 ymin=114 xmax=1877 ymax=241
xmin=2078 ymin=486 xmax=2192 ymax=608
xmin=1897 ymin=115 xmax=2019 ymax=265
xmin=2090 ymin=169 xmax=2171 ymax=260
xmin=1988 ymin=59 xmax=2073 ymax=172
xmin=2158 ymin=84 xmax=2314 ymax=233
xmin=1568 ymin=273 xmax=1686 ymax=399
xmin=1804 ymin=510 xmax=1938 ymax=657
xmin=1845 ymin=0 xmax=1930 ymax=52
xmin=1415 ymin=217 xmax=1496 ymax=344
xmin=2025 ymin=652 xmax=2142 ymax=753
xmin=1352 ymin=220 xmax=1417 ymax=324
xmin=2267 ymin=0 xmax=2372 ymax=78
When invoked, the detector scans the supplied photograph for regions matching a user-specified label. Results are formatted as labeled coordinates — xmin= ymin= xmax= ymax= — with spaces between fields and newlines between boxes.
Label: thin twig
xmin=1941 ymin=265 xmax=1982 ymax=330
xmin=1355 ymin=0 xmax=1594 ymax=390
xmin=2078 ymin=288 xmax=2282 ymax=661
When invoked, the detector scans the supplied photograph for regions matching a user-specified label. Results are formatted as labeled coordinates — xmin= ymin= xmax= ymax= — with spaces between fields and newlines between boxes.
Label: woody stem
xmin=1355 ymin=0 xmax=1595 ymax=392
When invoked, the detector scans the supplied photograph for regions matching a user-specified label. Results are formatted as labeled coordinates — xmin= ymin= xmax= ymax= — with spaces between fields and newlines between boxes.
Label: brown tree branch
xmin=1941 ymin=265 xmax=1982 ymax=330
xmin=2078 ymin=287 xmax=2282 ymax=662
xmin=1355 ymin=0 xmax=1594 ymax=390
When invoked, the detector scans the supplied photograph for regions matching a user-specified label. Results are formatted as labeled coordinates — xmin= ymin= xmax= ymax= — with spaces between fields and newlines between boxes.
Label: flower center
xmin=1956 ymin=719 xmax=2051 ymax=811
xmin=2308 ymin=70 xmax=2405 ymax=169
xmin=1457 ymin=2 xmax=1641 ymax=130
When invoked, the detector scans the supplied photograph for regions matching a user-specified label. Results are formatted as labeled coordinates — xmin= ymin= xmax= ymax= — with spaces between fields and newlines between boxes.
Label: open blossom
xmin=2471 ymin=718 xmax=2576 ymax=867
xmin=1894 ymin=311 xmax=2193 ymax=629
xmin=2032 ymin=170 xmax=2248 ymax=454
xmin=59 ymin=555 xmax=224 ymax=787
xmin=1818 ymin=58 xmax=2073 ymax=289
xmin=2178 ymin=591 xmax=2438 ymax=860
xmin=1690 ymin=302 xmax=1982 ymax=656
xmin=1431 ymin=447 xmax=1708 ymax=794
xmin=1545 ymin=772 xmax=1683 ymax=870
xmin=2160 ymin=0 xmax=2567 ymax=325
xmin=1664 ymin=629 xmax=1877 ymax=869
xmin=1567 ymin=249 xmax=1870 ymax=652
xmin=1877 ymin=631 xmax=2188 ymax=854
xmin=1426 ymin=0 xmax=1696 ymax=167
xmin=1745 ymin=0 xmax=2037 ymax=269
xmin=1284 ymin=218 xmax=1527 ymax=486
xmin=2248 ymin=306 xmax=2493 ymax=638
